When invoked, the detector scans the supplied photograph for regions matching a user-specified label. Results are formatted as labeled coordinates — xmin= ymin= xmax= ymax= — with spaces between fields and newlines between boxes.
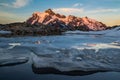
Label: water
xmin=0 ymin=29 xmax=120 ymax=80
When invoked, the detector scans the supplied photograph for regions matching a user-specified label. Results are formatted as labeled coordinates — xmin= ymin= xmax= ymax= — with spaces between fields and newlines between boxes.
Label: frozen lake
xmin=0 ymin=27 xmax=120 ymax=80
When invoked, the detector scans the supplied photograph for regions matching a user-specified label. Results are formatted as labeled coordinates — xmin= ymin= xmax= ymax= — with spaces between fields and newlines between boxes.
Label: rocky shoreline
xmin=0 ymin=22 xmax=120 ymax=37
xmin=0 ymin=22 xmax=63 ymax=36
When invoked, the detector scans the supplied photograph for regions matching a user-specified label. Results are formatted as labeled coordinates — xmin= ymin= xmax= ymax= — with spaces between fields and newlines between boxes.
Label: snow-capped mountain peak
xmin=27 ymin=9 xmax=107 ymax=31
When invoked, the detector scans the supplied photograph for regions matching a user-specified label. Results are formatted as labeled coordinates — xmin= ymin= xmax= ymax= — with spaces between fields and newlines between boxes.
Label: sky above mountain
xmin=0 ymin=0 xmax=120 ymax=26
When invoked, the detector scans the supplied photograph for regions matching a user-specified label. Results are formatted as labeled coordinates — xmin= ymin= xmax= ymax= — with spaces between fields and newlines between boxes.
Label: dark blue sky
xmin=0 ymin=0 xmax=120 ymax=26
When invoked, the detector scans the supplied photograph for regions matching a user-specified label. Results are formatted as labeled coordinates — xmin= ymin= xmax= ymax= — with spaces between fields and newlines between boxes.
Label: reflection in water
xmin=32 ymin=64 xmax=108 ymax=76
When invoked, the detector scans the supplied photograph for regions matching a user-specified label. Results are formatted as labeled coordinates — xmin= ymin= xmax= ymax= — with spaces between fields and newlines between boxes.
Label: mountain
xmin=0 ymin=9 xmax=111 ymax=36
xmin=27 ymin=9 xmax=107 ymax=31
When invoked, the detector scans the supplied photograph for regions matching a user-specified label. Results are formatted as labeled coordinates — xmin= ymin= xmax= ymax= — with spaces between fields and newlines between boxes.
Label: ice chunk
xmin=8 ymin=43 xmax=21 ymax=49
xmin=0 ymin=57 xmax=29 ymax=67
xmin=31 ymin=47 xmax=120 ymax=72
xmin=72 ymin=43 xmax=120 ymax=53
xmin=0 ymin=30 xmax=11 ymax=34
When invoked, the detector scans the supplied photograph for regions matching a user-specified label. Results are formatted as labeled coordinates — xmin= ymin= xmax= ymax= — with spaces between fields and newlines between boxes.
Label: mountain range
xmin=1 ymin=9 xmax=119 ymax=36
xmin=27 ymin=9 xmax=107 ymax=31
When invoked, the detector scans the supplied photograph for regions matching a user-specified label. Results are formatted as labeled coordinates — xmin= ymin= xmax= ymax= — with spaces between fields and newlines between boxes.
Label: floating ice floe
xmin=31 ymin=43 xmax=120 ymax=72
xmin=0 ymin=57 xmax=29 ymax=67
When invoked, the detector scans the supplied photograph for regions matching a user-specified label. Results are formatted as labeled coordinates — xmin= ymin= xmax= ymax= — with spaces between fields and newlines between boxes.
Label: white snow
xmin=0 ymin=30 xmax=11 ymax=34
xmin=8 ymin=43 xmax=21 ymax=49
xmin=65 ymin=26 xmax=120 ymax=37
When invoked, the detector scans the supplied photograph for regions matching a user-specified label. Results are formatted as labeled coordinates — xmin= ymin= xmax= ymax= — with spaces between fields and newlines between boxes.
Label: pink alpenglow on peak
xmin=27 ymin=9 xmax=107 ymax=31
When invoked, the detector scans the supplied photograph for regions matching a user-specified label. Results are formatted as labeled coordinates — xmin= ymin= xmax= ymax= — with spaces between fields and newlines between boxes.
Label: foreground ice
xmin=31 ymin=43 xmax=120 ymax=71
xmin=0 ymin=57 xmax=28 ymax=66
xmin=0 ymin=46 xmax=29 ymax=67
xmin=0 ymin=27 xmax=120 ymax=72
xmin=30 ymin=27 xmax=120 ymax=71
xmin=72 ymin=42 xmax=120 ymax=53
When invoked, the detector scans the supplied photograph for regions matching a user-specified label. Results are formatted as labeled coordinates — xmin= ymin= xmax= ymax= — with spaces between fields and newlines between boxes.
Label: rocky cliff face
xmin=27 ymin=9 xmax=107 ymax=31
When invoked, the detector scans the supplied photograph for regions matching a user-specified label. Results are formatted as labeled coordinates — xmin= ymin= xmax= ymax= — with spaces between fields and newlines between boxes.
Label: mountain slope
xmin=27 ymin=9 xmax=107 ymax=31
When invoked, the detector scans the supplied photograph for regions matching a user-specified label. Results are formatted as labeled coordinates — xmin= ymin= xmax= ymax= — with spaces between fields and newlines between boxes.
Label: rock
xmin=27 ymin=9 xmax=107 ymax=31
xmin=0 ymin=22 xmax=62 ymax=36
xmin=45 ymin=8 xmax=55 ymax=15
